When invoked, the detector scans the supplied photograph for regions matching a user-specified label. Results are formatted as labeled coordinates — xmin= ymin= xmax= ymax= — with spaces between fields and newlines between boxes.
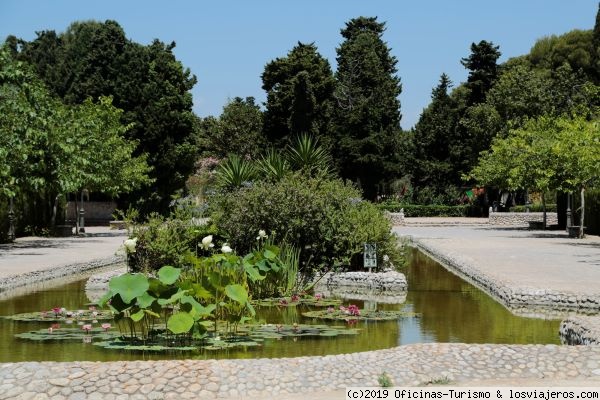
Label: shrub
xmin=127 ymin=207 xmax=222 ymax=272
xmin=510 ymin=204 xmax=557 ymax=213
xmin=211 ymin=173 xmax=402 ymax=275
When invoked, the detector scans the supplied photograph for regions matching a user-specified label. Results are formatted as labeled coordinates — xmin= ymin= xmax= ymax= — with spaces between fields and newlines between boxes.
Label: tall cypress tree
xmin=262 ymin=42 xmax=335 ymax=148
xmin=593 ymin=2 xmax=600 ymax=81
xmin=333 ymin=17 xmax=402 ymax=200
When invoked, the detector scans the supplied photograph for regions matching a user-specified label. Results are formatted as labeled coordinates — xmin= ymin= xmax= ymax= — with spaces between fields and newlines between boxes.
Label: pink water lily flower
xmin=52 ymin=307 xmax=61 ymax=316
xmin=101 ymin=323 xmax=112 ymax=331
xmin=82 ymin=324 xmax=92 ymax=333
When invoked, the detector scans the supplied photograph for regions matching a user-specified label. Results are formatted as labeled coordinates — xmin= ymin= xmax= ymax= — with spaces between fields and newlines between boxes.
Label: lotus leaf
xmin=136 ymin=292 xmax=156 ymax=308
xmin=157 ymin=265 xmax=181 ymax=285
xmin=225 ymin=284 xmax=248 ymax=305
xmin=167 ymin=312 xmax=194 ymax=334
xmin=130 ymin=309 xmax=145 ymax=322
xmin=108 ymin=274 xmax=149 ymax=303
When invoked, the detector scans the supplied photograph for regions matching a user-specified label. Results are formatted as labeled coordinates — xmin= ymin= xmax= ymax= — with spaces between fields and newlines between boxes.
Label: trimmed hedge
xmin=510 ymin=204 xmax=557 ymax=213
xmin=378 ymin=203 xmax=471 ymax=217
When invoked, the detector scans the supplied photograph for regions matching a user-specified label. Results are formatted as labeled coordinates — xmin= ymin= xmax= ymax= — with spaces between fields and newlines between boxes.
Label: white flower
xmin=383 ymin=254 xmax=390 ymax=262
xmin=256 ymin=229 xmax=268 ymax=241
xmin=221 ymin=243 xmax=232 ymax=253
xmin=199 ymin=235 xmax=215 ymax=250
xmin=123 ymin=238 xmax=138 ymax=253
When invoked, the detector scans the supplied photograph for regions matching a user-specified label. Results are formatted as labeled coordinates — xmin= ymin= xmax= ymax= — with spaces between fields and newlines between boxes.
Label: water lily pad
xmin=5 ymin=309 xmax=113 ymax=323
xmin=302 ymin=309 xmax=419 ymax=321
xmin=253 ymin=297 xmax=341 ymax=307
xmin=15 ymin=327 xmax=118 ymax=341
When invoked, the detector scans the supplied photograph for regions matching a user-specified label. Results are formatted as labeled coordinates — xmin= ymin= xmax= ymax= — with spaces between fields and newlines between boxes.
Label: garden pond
xmin=0 ymin=249 xmax=561 ymax=362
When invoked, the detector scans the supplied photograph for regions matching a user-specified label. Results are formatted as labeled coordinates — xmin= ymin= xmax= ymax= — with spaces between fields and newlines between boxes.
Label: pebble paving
xmin=2 ymin=343 xmax=600 ymax=399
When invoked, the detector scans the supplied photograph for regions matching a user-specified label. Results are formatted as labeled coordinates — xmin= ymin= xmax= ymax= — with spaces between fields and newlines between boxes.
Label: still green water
xmin=0 ymin=249 xmax=560 ymax=362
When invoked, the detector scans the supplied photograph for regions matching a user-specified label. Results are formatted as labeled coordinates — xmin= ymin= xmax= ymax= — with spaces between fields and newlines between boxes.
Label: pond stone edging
xmin=0 ymin=255 xmax=124 ymax=294
xmin=316 ymin=270 xmax=407 ymax=292
xmin=409 ymin=237 xmax=600 ymax=313
xmin=560 ymin=316 xmax=600 ymax=345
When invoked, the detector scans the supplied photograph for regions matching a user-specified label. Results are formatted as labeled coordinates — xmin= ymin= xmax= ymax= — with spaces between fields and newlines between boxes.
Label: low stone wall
xmin=489 ymin=211 xmax=558 ymax=226
xmin=560 ymin=316 xmax=600 ymax=345
xmin=66 ymin=201 xmax=117 ymax=225
xmin=0 ymin=256 xmax=124 ymax=295
xmin=317 ymin=271 xmax=407 ymax=291
xmin=85 ymin=267 xmax=127 ymax=302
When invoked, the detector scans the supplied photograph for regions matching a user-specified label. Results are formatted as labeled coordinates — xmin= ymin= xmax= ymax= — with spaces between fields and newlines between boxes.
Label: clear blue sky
xmin=0 ymin=1 xmax=597 ymax=129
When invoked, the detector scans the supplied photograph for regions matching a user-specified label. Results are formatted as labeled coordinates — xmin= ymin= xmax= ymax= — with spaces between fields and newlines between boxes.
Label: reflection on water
xmin=0 ymin=248 xmax=560 ymax=362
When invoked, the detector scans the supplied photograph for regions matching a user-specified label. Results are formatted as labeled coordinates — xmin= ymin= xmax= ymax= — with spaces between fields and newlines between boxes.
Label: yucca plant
xmin=286 ymin=134 xmax=333 ymax=177
xmin=257 ymin=149 xmax=291 ymax=182
xmin=216 ymin=154 xmax=257 ymax=189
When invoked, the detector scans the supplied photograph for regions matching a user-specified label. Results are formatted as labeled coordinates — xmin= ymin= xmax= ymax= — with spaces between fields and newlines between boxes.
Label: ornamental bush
xmin=211 ymin=173 xmax=402 ymax=275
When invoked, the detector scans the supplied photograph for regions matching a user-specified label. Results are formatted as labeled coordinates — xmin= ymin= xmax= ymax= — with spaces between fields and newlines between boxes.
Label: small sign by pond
xmin=364 ymin=243 xmax=377 ymax=270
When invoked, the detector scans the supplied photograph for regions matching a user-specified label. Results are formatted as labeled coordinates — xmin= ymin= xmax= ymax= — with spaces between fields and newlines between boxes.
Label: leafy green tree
xmin=593 ymin=3 xmax=600 ymax=81
xmin=469 ymin=116 xmax=600 ymax=233
xmin=262 ymin=42 xmax=335 ymax=148
xmin=0 ymin=47 xmax=150 ymax=233
xmin=529 ymin=30 xmax=595 ymax=80
xmin=411 ymin=74 xmax=458 ymax=193
xmin=10 ymin=20 xmax=197 ymax=214
xmin=461 ymin=40 xmax=501 ymax=105
xmin=333 ymin=17 xmax=402 ymax=200
xmin=552 ymin=117 xmax=600 ymax=237
xmin=196 ymin=97 xmax=265 ymax=159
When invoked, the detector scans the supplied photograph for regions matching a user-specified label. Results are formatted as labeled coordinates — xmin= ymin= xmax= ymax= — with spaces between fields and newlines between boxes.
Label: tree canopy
xmin=333 ymin=16 xmax=402 ymax=200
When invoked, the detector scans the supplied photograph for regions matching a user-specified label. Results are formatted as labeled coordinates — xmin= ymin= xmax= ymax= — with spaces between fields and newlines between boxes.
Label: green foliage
xmin=333 ymin=16 xmax=402 ymax=200
xmin=529 ymin=30 xmax=595 ymax=80
xmin=378 ymin=372 xmax=393 ymax=388
xmin=127 ymin=208 xmax=216 ymax=272
xmin=0 ymin=45 xmax=150 ymax=236
xmin=378 ymin=203 xmax=471 ymax=217
xmin=195 ymin=97 xmax=265 ymax=159
xmin=212 ymin=173 xmax=402 ymax=274
xmin=510 ymin=204 xmax=557 ymax=213
xmin=461 ymin=40 xmax=501 ymax=105
xmin=12 ymin=20 xmax=198 ymax=214
xmin=262 ymin=42 xmax=335 ymax=148
xmin=215 ymin=154 xmax=258 ymax=189
xmin=256 ymin=149 xmax=291 ymax=182
xmin=285 ymin=134 xmax=333 ymax=177
xmin=108 ymin=274 xmax=150 ymax=303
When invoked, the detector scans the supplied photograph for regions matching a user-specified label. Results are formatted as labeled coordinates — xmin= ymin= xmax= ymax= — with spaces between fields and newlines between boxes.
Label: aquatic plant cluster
xmin=8 ymin=232 xmax=411 ymax=352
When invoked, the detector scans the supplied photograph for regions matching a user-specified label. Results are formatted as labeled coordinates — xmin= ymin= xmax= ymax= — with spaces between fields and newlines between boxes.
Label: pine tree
xmin=460 ymin=40 xmax=501 ymax=105
xmin=333 ymin=16 xmax=402 ymax=200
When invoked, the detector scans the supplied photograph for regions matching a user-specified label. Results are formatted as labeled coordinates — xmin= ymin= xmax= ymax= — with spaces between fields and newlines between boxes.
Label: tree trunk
xmin=580 ymin=186 xmax=585 ymax=239
xmin=542 ymin=192 xmax=547 ymax=230
xmin=50 ymin=194 xmax=60 ymax=228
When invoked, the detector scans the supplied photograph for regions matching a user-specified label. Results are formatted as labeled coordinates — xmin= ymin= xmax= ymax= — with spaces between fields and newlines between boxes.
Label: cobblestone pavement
xmin=2 ymin=343 xmax=600 ymax=399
